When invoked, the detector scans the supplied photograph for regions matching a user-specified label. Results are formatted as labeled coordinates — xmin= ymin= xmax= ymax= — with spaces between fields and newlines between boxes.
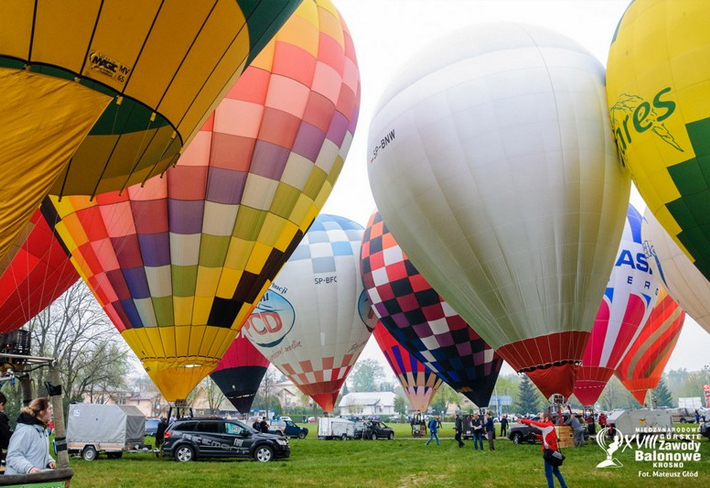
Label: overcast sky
xmin=320 ymin=0 xmax=710 ymax=379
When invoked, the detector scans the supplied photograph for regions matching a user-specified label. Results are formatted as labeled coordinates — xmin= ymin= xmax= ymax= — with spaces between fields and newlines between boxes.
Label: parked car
xmin=507 ymin=414 xmax=572 ymax=445
xmin=269 ymin=419 xmax=309 ymax=439
xmin=354 ymin=420 xmax=395 ymax=440
xmin=145 ymin=418 xmax=160 ymax=437
xmin=161 ymin=418 xmax=290 ymax=462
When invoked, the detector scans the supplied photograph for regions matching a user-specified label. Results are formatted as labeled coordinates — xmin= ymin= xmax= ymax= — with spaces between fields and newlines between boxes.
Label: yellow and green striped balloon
xmin=607 ymin=0 xmax=710 ymax=281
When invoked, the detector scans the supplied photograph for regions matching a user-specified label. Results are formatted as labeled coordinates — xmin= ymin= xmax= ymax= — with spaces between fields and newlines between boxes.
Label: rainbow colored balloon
xmin=47 ymin=0 xmax=360 ymax=402
xmin=373 ymin=322 xmax=443 ymax=413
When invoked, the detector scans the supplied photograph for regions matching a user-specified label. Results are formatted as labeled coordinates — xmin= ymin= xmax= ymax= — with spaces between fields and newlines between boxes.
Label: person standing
xmin=586 ymin=414 xmax=596 ymax=436
xmin=567 ymin=414 xmax=585 ymax=447
xmin=454 ymin=413 xmax=465 ymax=448
xmin=598 ymin=412 xmax=607 ymax=429
xmin=425 ymin=417 xmax=440 ymax=446
xmin=471 ymin=414 xmax=484 ymax=450
xmin=259 ymin=417 xmax=270 ymax=433
xmin=484 ymin=413 xmax=495 ymax=450
xmin=5 ymin=398 xmax=56 ymax=475
xmin=500 ymin=414 xmax=508 ymax=437
xmin=521 ymin=412 xmax=568 ymax=488
xmin=155 ymin=417 xmax=168 ymax=449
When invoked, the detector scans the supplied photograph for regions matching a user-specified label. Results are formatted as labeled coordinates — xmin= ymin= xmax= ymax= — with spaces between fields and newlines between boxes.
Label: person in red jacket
xmin=521 ymin=412 xmax=568 ymax=488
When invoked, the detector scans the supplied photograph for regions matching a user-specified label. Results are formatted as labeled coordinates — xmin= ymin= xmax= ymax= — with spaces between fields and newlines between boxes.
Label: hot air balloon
xmin=0 ymin=1 xmax=301 ymax=271
xmin=46 ymin=0 xmax=361 ymax=403
xmin=574 ymin=204 xmax=658 ymax=406
xmin=372 ymin=322 xmax=443 ymax=413
xmin=615 ymin=287 xmax=685 ymax=405
xmin=644 ymin=209 xmax=710 ymax=335
xmin=361 ymin=211 xmax=502 ymax=407
xmin=0 ymin=204 xmax=79 ymax=333
xmin=241 ymin=214 xmax=376 ymax=412
xmin=210 ymin=332 xmax=270 ymax=413
xmin=368 ymin=23 xmax=630 ymax=399
xmin=607 ymin=0 xmax=710 ymax=284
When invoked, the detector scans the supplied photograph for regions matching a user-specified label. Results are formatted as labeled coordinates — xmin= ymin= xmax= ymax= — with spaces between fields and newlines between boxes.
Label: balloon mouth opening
xmin=518 ymin=360 xmax=581 ymax=373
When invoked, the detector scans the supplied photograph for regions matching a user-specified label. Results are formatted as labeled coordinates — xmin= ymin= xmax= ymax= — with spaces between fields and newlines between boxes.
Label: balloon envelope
xmin=615 ymin=287 xmax=685 ymax=405
xmin=372 ymin=322 xmax=443 ymax=413
xmin=368 ymin=23 xmax=630 ymax=398
xmin=0 ymin=1 xmax=301 ymax=271
xmin=643 ymin=208 xmax=710 ymax=335
xmin=241 ymin=214 xmax=376 ymax=412
xmin=607 ymin=0 xmax=710 ymax=283
xmin=361 ymin=211 xmax=502 ymax=407
xmin=574 ymin=204 xmax=658 ymax=406
xmin=46 ymin=0 xmax=360 ymax=402
xmin=210 ymin=332 xmax=270 ymax=414
xmin=0 ymin=205 xmax=79 ymax=333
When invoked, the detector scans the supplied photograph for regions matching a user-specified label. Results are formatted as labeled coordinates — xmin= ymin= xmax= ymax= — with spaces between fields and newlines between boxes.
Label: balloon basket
xmin=555 ymin=425 xmax=575 ymax=448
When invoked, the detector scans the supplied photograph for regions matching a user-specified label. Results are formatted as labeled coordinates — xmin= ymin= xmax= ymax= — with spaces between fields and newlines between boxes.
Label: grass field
xmin=65 ymin=422 xmax=709 ymax=487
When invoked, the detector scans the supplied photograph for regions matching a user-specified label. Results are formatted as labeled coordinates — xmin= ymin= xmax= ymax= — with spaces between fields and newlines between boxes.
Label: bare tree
xmin=26 ymin=281 xmax=131 ymax=414
xmin=254 ymin=366 xmax=283 ymax=417
xmin=201 ymin=376 xmax=226 ymax=414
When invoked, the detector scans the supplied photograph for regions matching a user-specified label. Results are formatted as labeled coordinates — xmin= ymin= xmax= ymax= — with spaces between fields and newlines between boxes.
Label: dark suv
xmin=161 ymin=418 xmax=290 ymax=462
xmin=507 ymin=414 xmax=571 ymax=445
xmin=354 ymin=420 xmax=395 ymax=440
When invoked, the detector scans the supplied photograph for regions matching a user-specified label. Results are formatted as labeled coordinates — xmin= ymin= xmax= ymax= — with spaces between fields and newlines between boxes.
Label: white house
xmin=338 ymin=392 xmax=396 ymax=417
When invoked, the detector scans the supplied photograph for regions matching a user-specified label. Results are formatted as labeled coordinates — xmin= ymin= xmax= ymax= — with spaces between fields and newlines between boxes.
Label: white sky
xmin=321 ymin=0 xmax=710 ymax=378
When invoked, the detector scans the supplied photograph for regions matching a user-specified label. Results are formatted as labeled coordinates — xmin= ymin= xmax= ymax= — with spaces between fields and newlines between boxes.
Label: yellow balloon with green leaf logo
xmin=607 ymin=0 xmax=710 ymax=282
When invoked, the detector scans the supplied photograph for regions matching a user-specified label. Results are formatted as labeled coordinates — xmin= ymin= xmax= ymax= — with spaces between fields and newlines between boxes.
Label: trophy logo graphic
xmin=596 ymin=427 xmax=624 ymax=468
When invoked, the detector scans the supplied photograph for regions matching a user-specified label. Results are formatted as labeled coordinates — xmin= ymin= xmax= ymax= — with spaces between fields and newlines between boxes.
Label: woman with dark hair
xmin=5 ymin=398 xmax=56 ymax=475
xmin=521 ymin=412 xmax=567 ymax=488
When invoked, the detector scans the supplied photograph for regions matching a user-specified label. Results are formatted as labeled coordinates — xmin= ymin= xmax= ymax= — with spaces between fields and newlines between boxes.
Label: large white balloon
xmin=368 ymin=23 xmax=630 ymax=398
xmin=643 ymin=209 xmax=710 ymax=335
xmin=241 ymin=214 xmax=375 ymax=412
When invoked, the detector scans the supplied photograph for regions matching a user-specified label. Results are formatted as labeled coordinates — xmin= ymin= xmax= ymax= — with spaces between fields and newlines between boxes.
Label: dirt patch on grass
xmin=398 ymin=473 xmax=451 ymax=488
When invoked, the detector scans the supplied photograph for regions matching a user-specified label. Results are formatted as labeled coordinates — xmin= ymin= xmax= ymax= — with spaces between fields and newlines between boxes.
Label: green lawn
xmin=63 ymin=422 xmax=710 ymax=488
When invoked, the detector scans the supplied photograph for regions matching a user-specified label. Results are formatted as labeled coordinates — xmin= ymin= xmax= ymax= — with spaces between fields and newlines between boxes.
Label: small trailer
xmin=67 ymin=404 xmax=151 ymax=460
xmin=317 ymin=417 xmax=355 ymax=440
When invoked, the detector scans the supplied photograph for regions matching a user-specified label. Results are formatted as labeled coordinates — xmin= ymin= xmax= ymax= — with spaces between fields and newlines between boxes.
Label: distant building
xmin=338 ymin=392 xmax=396 ymax=417
xmin=272 ymin=379 xmax=301 ymax=409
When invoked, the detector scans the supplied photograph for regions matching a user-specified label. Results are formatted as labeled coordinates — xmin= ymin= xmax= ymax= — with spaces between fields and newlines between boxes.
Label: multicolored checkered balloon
xmin=361 ymin=211 xmax=502 ymax=408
